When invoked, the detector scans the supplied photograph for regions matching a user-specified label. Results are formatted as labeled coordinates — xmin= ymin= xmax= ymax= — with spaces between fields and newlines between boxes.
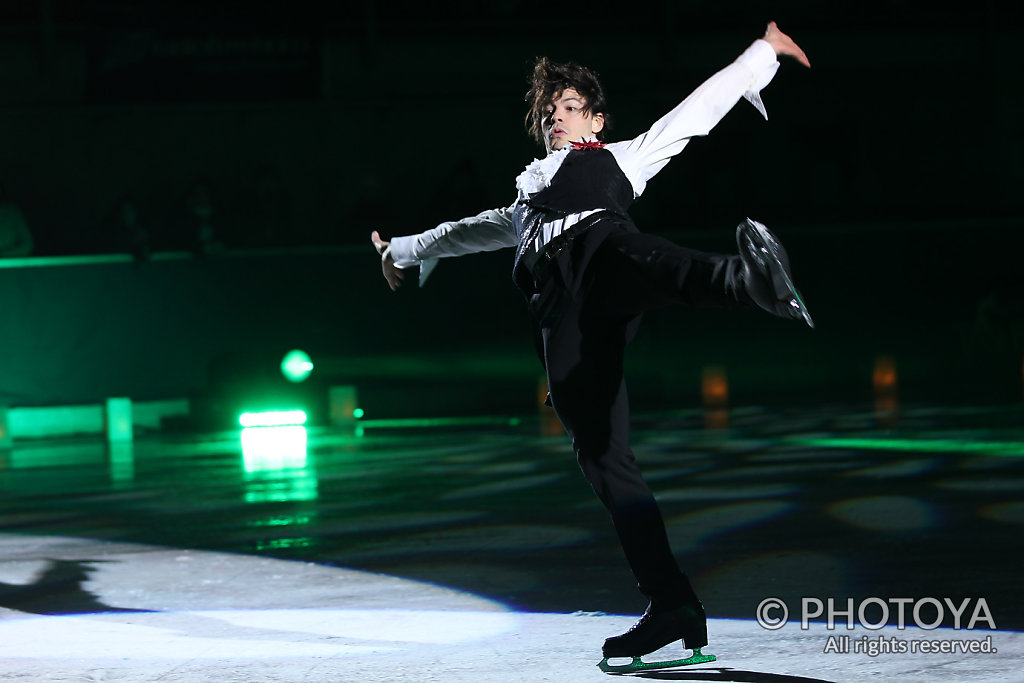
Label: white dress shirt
xmin=388 ymin=39 xmax=780 ymax=285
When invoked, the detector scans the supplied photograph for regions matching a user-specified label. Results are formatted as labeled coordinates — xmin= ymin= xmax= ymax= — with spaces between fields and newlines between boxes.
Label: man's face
xmin=543 ymin=88 xmax=605 ymax=151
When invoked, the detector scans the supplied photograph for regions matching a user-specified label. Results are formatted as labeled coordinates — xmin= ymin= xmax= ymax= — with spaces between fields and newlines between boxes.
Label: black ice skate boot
xmin=598 ymin=602 xmax=716 ymax=673
xmin=737 ymin=218 xmax=814 ymax=328
xmin=603 ymin=601 xmax=707 ymax=658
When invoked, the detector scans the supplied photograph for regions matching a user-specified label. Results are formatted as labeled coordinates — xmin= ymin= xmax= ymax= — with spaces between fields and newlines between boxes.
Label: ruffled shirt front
xmin=515 ymin=147 xmax=572 ymax=197
xmin=514 ymin=143 xmax=605 ymax=255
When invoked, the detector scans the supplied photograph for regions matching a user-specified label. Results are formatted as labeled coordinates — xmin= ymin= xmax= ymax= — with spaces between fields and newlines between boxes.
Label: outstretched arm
xmin=370 ymin=206 xmax=518 ymax=291
xmin=606 ymin=21 xmax=810 ymax=197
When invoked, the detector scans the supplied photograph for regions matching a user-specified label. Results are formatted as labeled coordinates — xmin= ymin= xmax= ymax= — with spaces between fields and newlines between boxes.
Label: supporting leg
xmin=540 ymin=304 xmax=696 ymax=610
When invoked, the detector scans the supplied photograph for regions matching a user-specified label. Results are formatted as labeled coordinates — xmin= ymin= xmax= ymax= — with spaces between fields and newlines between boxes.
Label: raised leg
xmin=585 ymin=220 xmax=813 ymax=327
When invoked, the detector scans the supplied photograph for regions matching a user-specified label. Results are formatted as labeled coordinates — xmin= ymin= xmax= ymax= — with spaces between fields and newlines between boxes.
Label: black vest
xmin=512 ymin=148 xmax=638 ymax=295
xmin=526 ymin=148 xmax=635 ymax=217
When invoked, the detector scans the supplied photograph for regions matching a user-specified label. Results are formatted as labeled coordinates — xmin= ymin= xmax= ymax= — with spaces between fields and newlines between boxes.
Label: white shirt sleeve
xmin=605 ymin=39 xmax=780 ymax=198
xmin=388 ymin=205 xmax=518 ymax=286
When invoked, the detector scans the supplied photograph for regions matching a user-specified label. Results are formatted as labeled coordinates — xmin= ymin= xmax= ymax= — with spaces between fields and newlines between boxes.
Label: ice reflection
xmin=241 ymin=426 xmax=317 ymax=503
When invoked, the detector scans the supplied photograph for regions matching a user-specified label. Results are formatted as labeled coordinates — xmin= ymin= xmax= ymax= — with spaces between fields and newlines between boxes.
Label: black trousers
xmin=528 ymin=224 xmax=745 ymax=609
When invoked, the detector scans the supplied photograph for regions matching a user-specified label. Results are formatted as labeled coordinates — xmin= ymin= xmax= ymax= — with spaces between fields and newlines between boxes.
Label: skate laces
xmin=624 ymin=608 xmax=657 ymax=634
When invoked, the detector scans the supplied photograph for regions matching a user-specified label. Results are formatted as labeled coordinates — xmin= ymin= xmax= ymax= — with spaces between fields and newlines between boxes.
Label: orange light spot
xmin=873 ymin=355 xmax=898 ymax=391
xmin=702 ymin=366 xmax=729 ymax=430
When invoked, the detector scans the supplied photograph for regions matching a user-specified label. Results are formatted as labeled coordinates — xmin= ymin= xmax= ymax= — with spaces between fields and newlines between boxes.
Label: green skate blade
xmin=598 ymin=648 xmax=716 ymax=673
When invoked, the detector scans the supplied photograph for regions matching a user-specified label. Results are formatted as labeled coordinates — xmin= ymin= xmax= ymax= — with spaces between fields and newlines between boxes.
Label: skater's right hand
xmin=371 ymin=230 xmax=405 ymax=291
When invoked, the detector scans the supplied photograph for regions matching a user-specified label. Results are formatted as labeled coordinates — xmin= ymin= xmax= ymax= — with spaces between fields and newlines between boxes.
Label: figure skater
xmin=371 ymin=21 xmax=812 ymax=671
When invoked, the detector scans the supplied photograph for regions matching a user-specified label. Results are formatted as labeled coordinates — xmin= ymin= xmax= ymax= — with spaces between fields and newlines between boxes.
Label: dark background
xmin=0 ymin=0 xmax=1021 ymax=416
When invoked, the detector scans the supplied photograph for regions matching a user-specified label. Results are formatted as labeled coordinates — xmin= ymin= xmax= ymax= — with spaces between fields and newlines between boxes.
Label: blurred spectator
xmin=234 ymin=166 xmax=292 ymax=248
xmin=0 ymin=182 xmax=34 ymax=257
xmin=121 ymin=197 xmax=151 ymax=262
xmin=168 ymin=180 xmax=223 ymax=255
xmin=187 ymin=181 xmax=219 ymax=254
xmin=101 ymin=194 xmax=151 ymax=263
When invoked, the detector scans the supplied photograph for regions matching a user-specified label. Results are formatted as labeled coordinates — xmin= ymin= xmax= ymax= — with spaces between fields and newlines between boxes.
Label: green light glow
xmin=789 ymin=437 xmax=1024 ymax=457
xmin=239 ymin=410 xmax=307 ymax=428
xmin=353 ymin=408 xmax=364 ymax=419
xmin=280 ymin=350 xmax=314 ymax=383
xmin=241 ymin=426 xmax=309 ymax=471
xmin=255 ymin=537 xmax=314 ymax=551
xmin=108 ymin=442 xmax=135 ymax=486
xmin=247 ymin=514 xmax=312 ymax=528
xmin=241 ymin=426 xmax=318 ymax=503
xmin=356 ymin=416 xmax=523 ymax=429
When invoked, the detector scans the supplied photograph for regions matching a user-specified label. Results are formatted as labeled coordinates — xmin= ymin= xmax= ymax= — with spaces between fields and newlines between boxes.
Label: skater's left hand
xmin=762 ymin=21 xmax=811 ymax=68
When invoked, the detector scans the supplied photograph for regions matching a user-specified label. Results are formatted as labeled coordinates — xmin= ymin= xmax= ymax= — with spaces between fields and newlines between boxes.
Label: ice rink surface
xmin=2 ymin=405 xmax=1022 ymax=681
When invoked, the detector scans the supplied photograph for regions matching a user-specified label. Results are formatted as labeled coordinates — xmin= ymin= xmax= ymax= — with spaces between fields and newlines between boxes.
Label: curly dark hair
xmin=524 ymin=57 xmax=611 ymax=148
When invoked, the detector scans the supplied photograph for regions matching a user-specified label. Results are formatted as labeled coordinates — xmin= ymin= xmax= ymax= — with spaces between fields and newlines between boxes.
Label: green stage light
xmin=353 ymin=408 xmax=364 ymax=419
xmin=355 ymin=416 xmax=522 ymax=429
xmin=239 ymin=410 xmax=308 ymax=428
xmin=240 ymin=425 xmax=317 ymax=503
xmin=788 ymin=436 xmax=1024 ymax=457
xmin=281 ymin=350 xmax=314 ymax=383
xmin=241 ymin=426 xmax=309 ymax=472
